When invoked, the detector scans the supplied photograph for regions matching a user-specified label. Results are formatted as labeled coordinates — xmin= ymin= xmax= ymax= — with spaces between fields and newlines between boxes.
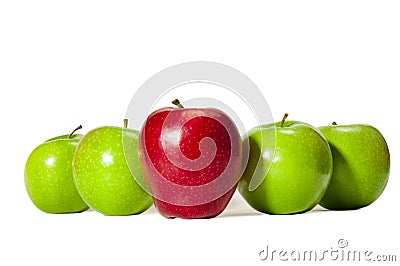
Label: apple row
xmin=25 ymin=100 xmax=390 ymax=218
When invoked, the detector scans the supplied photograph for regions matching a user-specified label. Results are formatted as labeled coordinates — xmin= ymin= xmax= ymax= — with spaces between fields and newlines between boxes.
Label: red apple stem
xmin=172 ymin=99 xmax=184 ymax=109
xmin=124 ymin=119 xmax=128 ymax=128
xmin=68 ymin=125 xmax=82 ymax=139
xmin=332 ymin=121 xmax=337 ymax=125
xmin=280 ymin=113 xmax=289 ymax=127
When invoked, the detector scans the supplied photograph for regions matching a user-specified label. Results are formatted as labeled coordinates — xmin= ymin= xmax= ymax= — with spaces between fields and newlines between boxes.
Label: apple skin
xmin=25 ymin=134 xmax=89 ymax=214
xmin=238 ymin=121 xmax=333 ymax=214
xmin=318 ymin=124 xmax=390 ymax=210
xmin=73 ymin=127 xmax=153 ymax=216
xmin=139 ymin=106 xmax=242 ymax=219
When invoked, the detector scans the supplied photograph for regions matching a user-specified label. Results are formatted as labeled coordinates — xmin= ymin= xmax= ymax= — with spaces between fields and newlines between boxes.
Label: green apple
xmin=73 ymin=120 xmax=153 ymax=215
xmin=238 ymin=114 xmax=333 ymax=214
xmin=318 ymin=123 xmax=390 ymax=210
xmin=25 ymin=125 xmax=89 ymax=213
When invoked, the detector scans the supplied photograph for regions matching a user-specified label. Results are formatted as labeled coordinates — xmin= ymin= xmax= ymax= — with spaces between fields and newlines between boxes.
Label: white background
xmin=1 ymin=1 xmax=399 ymax=265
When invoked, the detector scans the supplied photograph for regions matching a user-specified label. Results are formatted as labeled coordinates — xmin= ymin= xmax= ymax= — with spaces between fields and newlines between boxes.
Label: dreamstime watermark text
xmin=259 ymin=239 xmax=397 ymax=262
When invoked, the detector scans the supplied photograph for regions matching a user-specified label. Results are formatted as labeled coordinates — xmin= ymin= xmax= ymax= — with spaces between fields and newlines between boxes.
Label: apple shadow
xmin=306 ymin=205 xmax=330 ymax=214
xmin=218 ymin=209 xmax=263 ymax=218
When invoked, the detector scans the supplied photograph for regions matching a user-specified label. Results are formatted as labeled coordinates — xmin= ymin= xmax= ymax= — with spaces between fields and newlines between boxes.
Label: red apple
xmin=139 ymin=99 xmax=242 ymax=219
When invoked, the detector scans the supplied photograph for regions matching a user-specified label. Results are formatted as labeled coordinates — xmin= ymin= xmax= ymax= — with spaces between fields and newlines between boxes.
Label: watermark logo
xmin=337 ymin=239 xmax=348 ymax=249
xmin=123 ymin=61 xmax=276 ymax=205
xmin=258 ymin=239 xmax=397 ymax=262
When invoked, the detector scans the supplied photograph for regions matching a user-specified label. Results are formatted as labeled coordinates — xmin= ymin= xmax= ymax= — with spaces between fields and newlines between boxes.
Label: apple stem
xmin=332 ymin=121 xmax=337 ymax=125
xmin=280 ymin=113 xmax=289 ymax=127
xmin=124 ymin=119 xmax=128 ymax=128
xmin=68 ymin=125 xmax=82 ymax=139
xmin=172 ymin=99 xmax=184 ymax=109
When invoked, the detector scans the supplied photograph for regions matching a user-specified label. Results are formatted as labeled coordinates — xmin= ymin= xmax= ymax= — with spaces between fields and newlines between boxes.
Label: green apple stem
xmin=68 ymin=125 xmax=82 ymax=139
xmin=332 ymin=121 xmax=337 ymax=125
xmin=280 ymin=113 xmax=289 ymax=127
xmin=124 ymin=119 xmax=128 ymax=128
xmin=172 ymin=99 xmax=184 ymax=109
